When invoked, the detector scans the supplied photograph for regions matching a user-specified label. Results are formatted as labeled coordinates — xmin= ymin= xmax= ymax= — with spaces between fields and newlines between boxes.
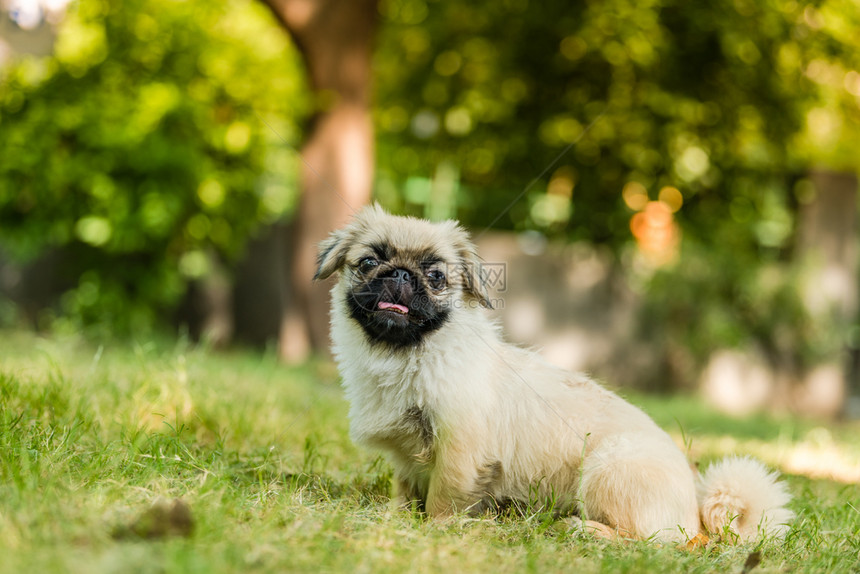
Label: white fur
xmin=697 ymin=456 xmax=794 ymax=542
xmin=326 ymin=208 xmax=793 ymax=543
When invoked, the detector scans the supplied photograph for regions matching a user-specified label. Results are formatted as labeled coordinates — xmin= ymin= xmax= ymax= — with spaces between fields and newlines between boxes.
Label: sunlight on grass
xmin=688 ymin=431 xmax=860 ymax=484
xmin=626 ymin=389 xmax=860 ymax=483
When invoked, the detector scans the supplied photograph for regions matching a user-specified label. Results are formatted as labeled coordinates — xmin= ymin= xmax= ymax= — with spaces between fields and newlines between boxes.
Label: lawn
xmin=1 ymin=330 xmax=858 ymax=573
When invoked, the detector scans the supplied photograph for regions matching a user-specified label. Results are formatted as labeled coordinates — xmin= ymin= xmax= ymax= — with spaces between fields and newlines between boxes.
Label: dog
xmin=314 ymin=204 xmax=793 ymax=543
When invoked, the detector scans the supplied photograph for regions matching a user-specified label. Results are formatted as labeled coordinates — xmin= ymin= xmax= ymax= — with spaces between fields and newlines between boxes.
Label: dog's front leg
xmin=425 ymin=465 xmax=477 ymax=517
xmin=393 ymin=475 xmax=427 ymax=513
xmin=425 ymin=450 xmax=501 ymax=517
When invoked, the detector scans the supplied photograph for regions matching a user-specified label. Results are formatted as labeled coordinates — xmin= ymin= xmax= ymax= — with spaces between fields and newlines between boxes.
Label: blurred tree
xmin=0 ymin=0 xmax=306 ymax=334
xmin=375 ymin=0 xmax=819 ymax=235
xmin=260 ymin=0 xmax=377 ymax=362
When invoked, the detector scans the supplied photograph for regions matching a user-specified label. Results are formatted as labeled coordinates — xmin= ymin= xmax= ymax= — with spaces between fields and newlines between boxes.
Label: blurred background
xmin=2 ymin=0 xmax=860 ymax=419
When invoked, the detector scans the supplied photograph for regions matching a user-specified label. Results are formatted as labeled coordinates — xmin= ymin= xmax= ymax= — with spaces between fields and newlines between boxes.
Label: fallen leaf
xmin=685 ymin=532 xmax=710 ymax=551
xmin=113 ymin=498 xmax=194 ymax=540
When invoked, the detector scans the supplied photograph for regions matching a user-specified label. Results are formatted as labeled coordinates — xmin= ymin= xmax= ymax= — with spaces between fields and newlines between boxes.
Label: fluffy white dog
xmin=316 ymin=205 xmax=793 ymax=543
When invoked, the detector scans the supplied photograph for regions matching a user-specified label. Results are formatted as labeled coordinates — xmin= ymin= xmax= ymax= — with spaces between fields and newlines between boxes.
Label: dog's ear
xmin=449 ymin=226 xmax=493 ymax=309
xmin=314 ymin=228 xmax=351 ymax=281
xmin=314 ymin=204 xmax=388 ymax=280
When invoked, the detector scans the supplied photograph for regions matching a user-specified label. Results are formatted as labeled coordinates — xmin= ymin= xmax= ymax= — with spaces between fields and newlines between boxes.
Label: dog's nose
xmin=385 ymin=268 xmax=413 ymax=285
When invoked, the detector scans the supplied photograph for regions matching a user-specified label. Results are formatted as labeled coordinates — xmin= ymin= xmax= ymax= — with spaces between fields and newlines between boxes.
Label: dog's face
xmin=315 ymin=205 xmax=491 ymax=348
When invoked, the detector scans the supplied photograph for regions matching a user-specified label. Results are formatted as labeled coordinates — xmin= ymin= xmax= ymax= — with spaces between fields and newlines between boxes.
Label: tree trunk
xmin=793 ymin=169 xmax=858 ymax=418
xmin=261 ymin=0 xmax=377 ymax=361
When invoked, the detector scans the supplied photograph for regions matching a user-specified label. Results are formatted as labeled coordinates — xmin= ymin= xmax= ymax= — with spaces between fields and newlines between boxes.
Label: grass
xmin=1 ymin=329 xmax=858 ymax=573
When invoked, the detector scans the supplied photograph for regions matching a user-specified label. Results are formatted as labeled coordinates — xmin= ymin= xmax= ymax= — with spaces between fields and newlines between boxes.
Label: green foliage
xmin=374 ymin=0 xmax=860 ymax=364
xmin=375 ymin=0 xmax=858 ymax=236
xmin=0 ymin=0 xmax=307 ymax=332
xmin=1 ymin=331 xmax=859 ymax=573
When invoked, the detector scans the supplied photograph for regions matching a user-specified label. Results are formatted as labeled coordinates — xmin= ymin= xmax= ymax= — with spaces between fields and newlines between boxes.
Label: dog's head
xmin=315 ymin=204 xmax=491 ymax=348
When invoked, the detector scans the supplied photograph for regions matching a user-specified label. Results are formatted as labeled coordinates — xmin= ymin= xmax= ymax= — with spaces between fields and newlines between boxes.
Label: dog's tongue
xmin=378 ymin=301 xmax=409 ymax=314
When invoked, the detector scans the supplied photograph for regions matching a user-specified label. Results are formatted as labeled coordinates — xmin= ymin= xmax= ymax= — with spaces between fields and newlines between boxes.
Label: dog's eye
xmin=426 ymin=269 xmax=446 ymax=289
xmin=358 ymin=258 xmax=379 ymax=274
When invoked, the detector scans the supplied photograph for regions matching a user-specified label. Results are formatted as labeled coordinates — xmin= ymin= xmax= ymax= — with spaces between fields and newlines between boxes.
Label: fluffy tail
xmin=697 ymin=456 xmax=794 ymax=543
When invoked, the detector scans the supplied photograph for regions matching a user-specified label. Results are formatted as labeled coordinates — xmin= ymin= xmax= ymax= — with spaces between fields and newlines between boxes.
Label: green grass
xmin=1 ymin=330 xmax=858 ymax=573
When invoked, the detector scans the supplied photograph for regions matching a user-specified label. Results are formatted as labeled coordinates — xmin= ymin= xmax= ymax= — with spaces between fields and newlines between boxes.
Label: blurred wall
xmin=476 ymin=232 xmax=668 ymax=390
